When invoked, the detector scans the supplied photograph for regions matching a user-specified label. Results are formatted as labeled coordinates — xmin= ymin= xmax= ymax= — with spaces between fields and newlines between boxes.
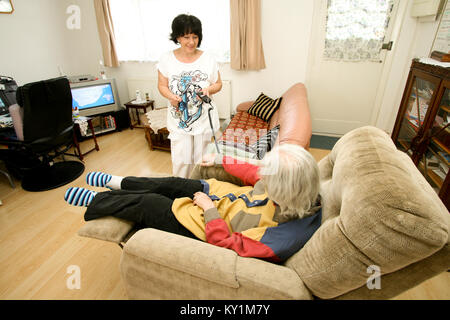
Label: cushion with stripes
xmin=247 ymin=93 xmax=282 ymax=122
xmin=250 ymin=125 xmax=280 ymax=159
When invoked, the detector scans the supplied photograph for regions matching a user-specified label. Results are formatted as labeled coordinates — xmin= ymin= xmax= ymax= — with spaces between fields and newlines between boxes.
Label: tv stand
xmin=75 ymin=108 xmax=130 ymax=141
xmin=85 ymin=113 xmax=117 ymax=137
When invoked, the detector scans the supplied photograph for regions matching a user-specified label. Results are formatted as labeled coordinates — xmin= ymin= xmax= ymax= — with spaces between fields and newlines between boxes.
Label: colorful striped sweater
xmin=172 ymin=156 xmax=322 ymax=263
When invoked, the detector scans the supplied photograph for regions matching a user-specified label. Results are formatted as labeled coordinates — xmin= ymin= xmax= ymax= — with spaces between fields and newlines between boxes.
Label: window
xmin=109 ymin=0 xmax=230 ymax=62
xmin=324 ymin=0 xmax=394 ymax=61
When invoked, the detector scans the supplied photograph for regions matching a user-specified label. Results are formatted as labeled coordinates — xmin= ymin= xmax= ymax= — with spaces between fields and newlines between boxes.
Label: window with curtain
xmin=324 ymin=0 xmax=394 ymax=61
xmin=108 ymin=0 xmax=230 ymax=63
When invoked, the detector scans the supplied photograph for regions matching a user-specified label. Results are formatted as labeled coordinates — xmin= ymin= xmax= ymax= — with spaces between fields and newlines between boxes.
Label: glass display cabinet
xmin=392 ymin=59 xmax=450 ymax=210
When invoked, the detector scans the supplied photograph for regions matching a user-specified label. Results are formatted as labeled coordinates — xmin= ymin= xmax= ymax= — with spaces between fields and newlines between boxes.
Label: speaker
xmin=113 ymin=108 xmax=130 ymax=131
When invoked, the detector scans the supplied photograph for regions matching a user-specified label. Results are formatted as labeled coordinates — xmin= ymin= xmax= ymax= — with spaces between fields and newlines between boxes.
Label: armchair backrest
xmin=286 ymin=126 xmax=450 ymax=299
xmin=16 ymin=77 xmax=73 ymax=148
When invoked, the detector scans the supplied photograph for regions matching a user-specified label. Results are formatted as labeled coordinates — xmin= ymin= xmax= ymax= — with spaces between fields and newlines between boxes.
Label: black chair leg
xmin=0 ymin=167 xmax=15 ymax=188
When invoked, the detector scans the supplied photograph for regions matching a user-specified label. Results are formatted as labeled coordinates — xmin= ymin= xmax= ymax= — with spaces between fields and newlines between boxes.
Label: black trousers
xmin=84 ymin=176 xmax=204 ymax=239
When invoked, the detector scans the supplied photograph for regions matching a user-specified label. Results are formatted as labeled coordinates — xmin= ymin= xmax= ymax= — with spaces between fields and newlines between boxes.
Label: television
xmin=70 ymin=78 xmax=122 ymax=117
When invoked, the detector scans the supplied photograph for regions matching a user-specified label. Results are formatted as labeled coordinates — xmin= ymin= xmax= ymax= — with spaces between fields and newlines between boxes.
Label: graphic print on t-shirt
xmin=169 ymin=70 xmax=208 ymax=132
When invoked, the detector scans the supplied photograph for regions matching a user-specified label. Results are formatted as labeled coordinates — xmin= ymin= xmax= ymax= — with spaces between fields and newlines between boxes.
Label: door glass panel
xmin=324 ymin=0 xmax=395 ymax=62
xmin=395 ymin=76 xmax=436 ymax=154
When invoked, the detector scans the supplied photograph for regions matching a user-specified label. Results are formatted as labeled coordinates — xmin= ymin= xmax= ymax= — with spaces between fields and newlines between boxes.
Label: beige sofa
xmin=78 ymin=85 xmax=449 ymax=300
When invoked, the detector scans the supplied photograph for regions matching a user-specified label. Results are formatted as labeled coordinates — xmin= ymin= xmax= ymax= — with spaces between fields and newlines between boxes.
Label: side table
xmin=73 ymin=117 xmax=100 ymax=161
xmin=145 ymin=126 xmax=171 ymax=151
xmin=125 ymin=99 xmax=154 ymax=129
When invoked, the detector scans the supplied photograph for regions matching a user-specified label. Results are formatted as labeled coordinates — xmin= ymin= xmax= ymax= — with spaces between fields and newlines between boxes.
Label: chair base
xmin=21 ymin=161 xmax=85 ymax=192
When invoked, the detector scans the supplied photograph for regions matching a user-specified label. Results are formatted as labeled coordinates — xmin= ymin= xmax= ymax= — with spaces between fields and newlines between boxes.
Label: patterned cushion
xmin=247 ymin=93 xmax=282 ymax=122
xmin=251 ymin=125 xmax=280 ymax=159
xmin=218 ymin=125 xmax=280 ymax=160
xmin=219 ymin=112 xmax=269 ymax=145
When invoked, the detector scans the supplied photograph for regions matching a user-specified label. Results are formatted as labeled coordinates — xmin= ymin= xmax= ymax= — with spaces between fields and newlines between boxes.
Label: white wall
xmin=0 ymin=0 xmax=103 ymax=85
xmin=224 ymin=0 xmax=314 ymax=107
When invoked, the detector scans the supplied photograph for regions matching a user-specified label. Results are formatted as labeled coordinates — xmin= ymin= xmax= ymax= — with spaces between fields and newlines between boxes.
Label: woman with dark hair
xmin=157 ymin=14 xmax=223 ymax=178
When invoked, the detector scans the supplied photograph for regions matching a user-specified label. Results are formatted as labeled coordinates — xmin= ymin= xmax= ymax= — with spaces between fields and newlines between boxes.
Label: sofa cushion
xmin=247 ymin=93 xmax=282 ymax=122
xmin=219 ymin=112 xmax=269 ymax=145
xmin=286 ymin=126 xmax=449 ymax=299
xmin=251 ymin=124 xmax=280 ymax=159
xmin=216 ymin=125 xmax=280 ymax=160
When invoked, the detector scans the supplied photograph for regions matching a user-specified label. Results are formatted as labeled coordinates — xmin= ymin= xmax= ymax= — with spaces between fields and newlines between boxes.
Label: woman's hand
xmin=169 ymin=94 xmax=182 ymax=109
xmin=158 ymin=71 xmax=182 ymax=109
xmin=193 ymin=192 xmax=215 ymax=211
xmin=200 ymin=87 xmax=210 ymax=97
xmin=196 ymin=87 xmax=210 ymax=102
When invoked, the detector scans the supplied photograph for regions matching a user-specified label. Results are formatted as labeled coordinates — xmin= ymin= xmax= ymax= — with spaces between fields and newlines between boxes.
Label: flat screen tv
xmin=70 ymin=78 xmax=122 ymax=117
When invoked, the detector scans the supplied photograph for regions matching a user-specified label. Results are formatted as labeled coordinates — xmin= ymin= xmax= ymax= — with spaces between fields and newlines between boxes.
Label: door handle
xmin=381 ymin=41 xmax=393 ymax=51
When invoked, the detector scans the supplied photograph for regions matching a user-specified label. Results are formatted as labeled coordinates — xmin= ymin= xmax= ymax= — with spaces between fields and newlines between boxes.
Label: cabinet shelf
xmin=440 ymin=105 xmax=450 ymax=113
xmin=418 ymin=162 xmax=443 ymax=189
xmin=397 ymin=139 xmax=410 ymax=152
xmin=428 ymin=144 xmax=450 ymax=167
xmin=432 ymin=136 xmax=450 ymax=154
xmin=427 ymin=167 xmax=444 ymax=188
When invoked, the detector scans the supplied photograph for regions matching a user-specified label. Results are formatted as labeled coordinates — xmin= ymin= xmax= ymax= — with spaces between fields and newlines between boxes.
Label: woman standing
xmin=157 ymin=14 xmax=222 ymax=178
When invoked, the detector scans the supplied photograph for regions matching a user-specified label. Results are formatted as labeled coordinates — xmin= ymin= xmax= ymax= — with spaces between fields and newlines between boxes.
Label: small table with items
xmin=143 ymin=107 xmax=171 ymax=151
xmin=73 ymin=116 xmax=100 ymax=160
xmin=125 ymin=99 xmax=154 ymax=129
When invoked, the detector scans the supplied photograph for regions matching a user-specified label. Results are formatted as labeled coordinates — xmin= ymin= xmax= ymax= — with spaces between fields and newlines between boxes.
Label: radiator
xmin=127 ymin=79 xmax=232 ymax=120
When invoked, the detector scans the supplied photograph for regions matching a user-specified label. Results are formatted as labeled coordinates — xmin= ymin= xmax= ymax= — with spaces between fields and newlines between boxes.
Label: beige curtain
xmin=230 ymin=0 xmax=266 ymax=71
xmin=93 ymin=0 xmax=120 ymax=67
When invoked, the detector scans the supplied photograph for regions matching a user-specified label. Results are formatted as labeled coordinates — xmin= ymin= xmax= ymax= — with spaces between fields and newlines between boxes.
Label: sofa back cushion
xmin=286 ymin=126 xmax=450 ymax=299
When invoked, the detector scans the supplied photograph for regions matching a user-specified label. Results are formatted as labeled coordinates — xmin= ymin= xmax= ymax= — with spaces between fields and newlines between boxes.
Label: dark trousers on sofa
xmin=84 ymin=176 xmax=204 ymax=239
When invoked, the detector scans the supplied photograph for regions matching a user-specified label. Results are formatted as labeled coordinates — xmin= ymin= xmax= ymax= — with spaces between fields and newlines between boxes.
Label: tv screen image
xmin=71 ymin=83 xmax=115 ymax=110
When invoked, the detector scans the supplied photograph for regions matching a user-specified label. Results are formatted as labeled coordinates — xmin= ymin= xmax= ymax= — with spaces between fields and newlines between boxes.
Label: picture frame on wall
xmin=0 ymin=0 xmax=13 ymax=14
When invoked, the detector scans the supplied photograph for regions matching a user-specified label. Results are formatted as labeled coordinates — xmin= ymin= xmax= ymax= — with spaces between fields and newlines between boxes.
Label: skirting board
xmin=312 ymin=118 xmax=365 ymax=136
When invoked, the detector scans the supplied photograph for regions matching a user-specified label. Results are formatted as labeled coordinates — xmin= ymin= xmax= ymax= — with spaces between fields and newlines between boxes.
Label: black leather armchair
xmin=1 ymin=77 xmax=84 ymax=191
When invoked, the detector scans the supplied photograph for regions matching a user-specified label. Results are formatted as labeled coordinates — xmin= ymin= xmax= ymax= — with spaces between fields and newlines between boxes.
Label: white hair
xmin=259 ymin=144 xmax=320 ymax=221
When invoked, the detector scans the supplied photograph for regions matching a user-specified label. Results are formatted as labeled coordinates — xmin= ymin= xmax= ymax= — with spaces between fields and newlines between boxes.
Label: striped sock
xmin=86 ymin=172 xmax=112 ymax=188
xmin=64 ymin=187 xmax=97 ymax=207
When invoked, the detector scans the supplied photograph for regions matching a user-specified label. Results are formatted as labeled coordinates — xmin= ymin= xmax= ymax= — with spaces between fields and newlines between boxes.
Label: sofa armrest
xmin=235 ymin=257 xmax=313 ymax=299
xmin=235 ymin=100 xmax=254 ymax=113
xmin=189 ymin=164 xmax=244 ymax=186
xmin=120 ymin=228 xmax=312 ymax=299
xmin=122 ymin=228 xmax=240 ymax=289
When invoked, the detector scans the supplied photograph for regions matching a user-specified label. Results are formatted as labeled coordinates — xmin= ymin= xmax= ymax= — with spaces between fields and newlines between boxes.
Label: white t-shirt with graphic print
xmin=157 ymin=50 xmax=220 ymax=136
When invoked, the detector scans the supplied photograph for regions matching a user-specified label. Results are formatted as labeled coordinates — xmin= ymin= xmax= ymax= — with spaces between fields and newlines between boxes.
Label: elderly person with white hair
xmin=64 ymin=144 xmax=321 ymax=263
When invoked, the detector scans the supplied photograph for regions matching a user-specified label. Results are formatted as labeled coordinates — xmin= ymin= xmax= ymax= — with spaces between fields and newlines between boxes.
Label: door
xmin=306 ymin=0 xmax=400 ymax=136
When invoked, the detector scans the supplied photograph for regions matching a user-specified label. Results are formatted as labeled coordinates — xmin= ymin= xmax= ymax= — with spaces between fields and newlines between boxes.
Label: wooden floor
xmin=0 ymin=128 xmax=448 ymax=300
